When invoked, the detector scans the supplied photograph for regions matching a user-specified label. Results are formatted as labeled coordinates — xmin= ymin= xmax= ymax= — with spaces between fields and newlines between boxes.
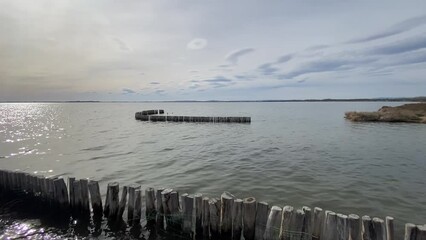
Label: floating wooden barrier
xmin=135 ymin=109 xmax=251 ymax=123
xmin=1 ymin=169 xmax=425 ymax=240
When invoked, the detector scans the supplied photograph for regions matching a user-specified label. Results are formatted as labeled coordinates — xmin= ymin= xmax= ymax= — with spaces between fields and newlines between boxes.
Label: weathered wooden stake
xmin=88 ymin=180 xmax=103 ymax=216
xmin=416 ymin=225 xmax=426 ymax=240
xmin=202 ymin=197 xmax=210 ymax=237
xmin=156 ymin=187 xmax=165 ymax=228
xmin=404 ymin=223 xmax=417 ymax=240
xmin=161 ymin=188 xmax=174 ymax=228
xmin=280 ymin=205 xmax=294 ymax=240
xmin=145 ymin=187 xmax=156 ymax=223
xmin=362 ymin=215 xmax=374 ymax=240
xmin=255 ymin=201 xmax=269 ymax=240
xmin=169 ymin=191 xmax=181 ymax=230
xmin=68 ymin=177 xmax=75 ymax=210
xmin=221 ymin=192 xmax=235 ymax=239
xmin=53 ymin=178 xmax=69 ymax=213
xmin=209 ymin=197 xmax=221 ymax=239
xmin=232 ymin=199 xmax=243 ymax=240
xmin=80 ymin=179 xmax=90 ymax=214
xmin=243 ymin=197 xmax=257 ymax=240
xmin=322 ymin=211 xmax=337 ymax=240
xmin=264 ymin=205 xmax=282 ymax=240
xmin=117 ymin=186 xmax=128 ymax=221
xmin=181 ymin=193 xmax=194 ymax=236
xmin=127 ymin=184 xmax=139 ymax=224
xmin=194 ymin=193 xmax=203 ymax=237
xmin=303 ymin=206 xmax=313 ymax=240
xmin=348 ymin=214 xmax=361 ymax=240
xmin=133 ymin=189 xmax=142 ymax=225
xmin=337 ymin=213 xmax=348 ymax=240
xmin=291 ymin=209 xmax=305 ymax=240
xmin=106 ymin=182 xmax=119 ymax=219
xmin=386 ymin=216 xmax=394 ymax=240
xmin=372 ymin=217 xmax=386 ymax=240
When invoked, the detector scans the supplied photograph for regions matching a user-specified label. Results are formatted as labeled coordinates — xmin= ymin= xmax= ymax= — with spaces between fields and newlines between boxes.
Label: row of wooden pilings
xmin=0 ymin=169 xmax=425 ymax=240
xmin=134 ymin=109 xmax=252 ymax=123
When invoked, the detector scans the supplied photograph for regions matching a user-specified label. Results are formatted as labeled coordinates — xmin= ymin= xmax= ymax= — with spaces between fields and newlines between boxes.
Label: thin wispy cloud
xmin=225 ymin=48 xmax=255 ymax=65
xmin=347 ymin=15 xmax=426 ymax=43
xmin=187 ymin=38 xmax=208 ymax=50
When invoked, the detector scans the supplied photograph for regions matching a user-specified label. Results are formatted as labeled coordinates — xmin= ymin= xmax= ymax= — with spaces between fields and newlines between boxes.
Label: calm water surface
xmin=0 ymin=102 xmax=425 ymax=239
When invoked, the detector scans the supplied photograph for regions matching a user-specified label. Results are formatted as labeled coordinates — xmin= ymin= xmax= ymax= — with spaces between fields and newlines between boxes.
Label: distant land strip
xmin=1 ymin=96 xmax=425 ymax=103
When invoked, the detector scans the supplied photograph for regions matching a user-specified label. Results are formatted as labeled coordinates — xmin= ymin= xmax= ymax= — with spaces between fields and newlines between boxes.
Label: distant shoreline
xmin=1 ymin=97 xmax=425 ymax=103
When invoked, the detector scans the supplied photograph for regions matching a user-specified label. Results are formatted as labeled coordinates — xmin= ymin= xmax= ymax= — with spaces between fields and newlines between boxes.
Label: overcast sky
xmin=1 ymin=0 xmax=426 ymax=101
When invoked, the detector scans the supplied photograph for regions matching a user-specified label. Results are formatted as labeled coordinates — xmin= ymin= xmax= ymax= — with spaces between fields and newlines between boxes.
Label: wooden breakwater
xmin=135 ymin=109 xmax=251 ymax=123
xmin=1 ymin=169 xmax=425 ymax=240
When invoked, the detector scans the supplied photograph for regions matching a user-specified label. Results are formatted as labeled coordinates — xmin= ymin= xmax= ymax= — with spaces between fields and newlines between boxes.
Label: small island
xmin=345 ymin=103 xmax=426 ymax=123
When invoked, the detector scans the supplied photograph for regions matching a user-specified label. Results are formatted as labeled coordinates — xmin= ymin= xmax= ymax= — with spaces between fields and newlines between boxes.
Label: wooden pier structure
xmin=0 ymin=169 xmax=425 ymax=240
xmin=135 ymin=109 xmax=251 ymax=123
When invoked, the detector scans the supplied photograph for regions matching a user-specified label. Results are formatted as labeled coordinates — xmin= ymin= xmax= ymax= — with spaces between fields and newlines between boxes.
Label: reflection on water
xmin=0 ymin=102 xmax=425 ymax=238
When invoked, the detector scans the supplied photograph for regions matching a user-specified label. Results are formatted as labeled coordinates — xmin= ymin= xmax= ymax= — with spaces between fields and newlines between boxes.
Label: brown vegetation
xmin=345 ymin=103 xmax=426 ymax=123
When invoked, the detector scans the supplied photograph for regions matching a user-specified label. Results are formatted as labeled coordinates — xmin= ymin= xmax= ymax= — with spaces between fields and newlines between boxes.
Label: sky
xmin=1 ymin=0 xmax=426 ymax=101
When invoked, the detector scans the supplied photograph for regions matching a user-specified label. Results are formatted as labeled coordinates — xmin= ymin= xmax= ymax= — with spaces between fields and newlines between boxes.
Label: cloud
xmin=347 ymin=15 xmax=426 ymax=43
xmin=202 ymin=76 xmax=233 ymax=83
xmin=275 ymin=54 xmax=293 ymax=64
xmin=278 ymin=57 xmax=377 ymax=79
xmin=368 ymin=35 xmax=426 ymax=55
xmin=225 ymin=48 xmax=255 ymax=65
xmin=122 ymin=88 xmax=136 ymax=94
xmin=150 ymin=81 xmax=160 ymax=85
xmin=187 ymin=38 xmax=208 ymax=50
xmin=155 ymin=89 xmax=165 ymax=94
xmin=304 ymin=45 xmax=329 ymax=51
xmin=257 ymin=63 xmax=279 ymax=75
xmin=113 ymin=37 xmax=132 ymax=52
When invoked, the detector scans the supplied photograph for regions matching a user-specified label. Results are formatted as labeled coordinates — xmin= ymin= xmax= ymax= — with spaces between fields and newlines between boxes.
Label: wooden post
xmin=53 ymin=178 xmax=69 ymax=214
xmin=291 ymin=209 xmax=305 ymax=240
xmin=209 ymin=197 xmax=221 ymax=239
xmin=68 ymin=177 xmax=75 ymax=210
xmin=88 ymin=180 xmax=103 ymax=216
xmin=243 ymin=197 xmax=257 ymax=240
xmin=337 ymin=213 xmax=348 ymax=240
xmin=232 ymin=199 xmax=243 ymax=240
xmin=385 ymin=216 xmax=394 ymax=240
xmin=80 ymin=179 xmax=90 ymax=214
xmin=264 ymin=206 xmax=282 ymax=240
xmin=312 ymin=207 xmax=323 ymax=240
xmin=194 ymin=193 xmax=203 ymax=237
xmin=181 ymin=193 xmax=194 ymax=236
xmin=73 ymin=180 xmax=82 ymax=213
xmin=127 ymin=184 xmax=139 ymax=224
xmin=156 ymin=187 xmax=165 ymax=228
xmin=133 ymin=189 xmax=142 ymax=225
xmin=202 ymin=197 xmax=210 ymax=237
xmin=221 ymin=192 xmax=235 ymax=239
xmin=372 ymin=218 xmax=385 ymax=240
xmin=255 ymin=201 xmax=269 ymax=240
xmin=348 ymin=214 xmax=361 ymax=240
xmin=169 ymin=191 xmax=181 ymax=230
xmin=161 ymin=188 xmax=173 ymax=227
xmin=416 ymin=225 xmax=426 ymax=240
xmin=145 ymin=187 xmax=156 ymax=223
xmin=106 ymin=182 xmax=119 ymax=219
xmin=280 ymin=205 xmax=294 ymax=240
xmin=117 ymin=186 xmax=128 ymax=221
xmin=303 ymin=206 xmax=313 ymax=240
xmin=404 ymin=223 xmax=417 ymax=240
xmin=322 ymin=211 xmax=337 ymax=240
xmin=362 ymin=216 xmax=374 ymax=240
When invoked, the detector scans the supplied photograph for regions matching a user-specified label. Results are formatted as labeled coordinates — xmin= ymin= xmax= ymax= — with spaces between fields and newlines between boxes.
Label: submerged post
xmin=220 ymin=192 xmax=234 ymax=239
xmin=232 ymin=199 xmax=243 ymax=240
xmin=88 ymin=180 xmax=102 ymax=217
xmin=255 ymin=201 xmax=269 ymax=240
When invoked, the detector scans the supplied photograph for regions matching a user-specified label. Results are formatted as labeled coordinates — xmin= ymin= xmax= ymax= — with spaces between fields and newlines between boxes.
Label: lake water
xmin=0 ymin=102 xmax=425 ymax=239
